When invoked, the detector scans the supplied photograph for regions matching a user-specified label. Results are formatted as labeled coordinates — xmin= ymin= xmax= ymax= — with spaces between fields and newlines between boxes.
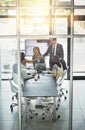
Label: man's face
xmin=49 ymin=38 xmax=56 ymax=45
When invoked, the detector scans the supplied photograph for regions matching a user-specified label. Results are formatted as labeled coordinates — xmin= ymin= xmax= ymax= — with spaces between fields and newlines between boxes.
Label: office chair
xmin=35 ymin=62 xmax=46 ymax=73
xmin=9 ymin=78 xmax=18 ymax=112
xmin=31 ymin=97 xmax=60 ymax=122
xmin=56 ymin=69 xmax=68 ymax=101
xmin=25 ymin=98 xmax=52 ymax=123
xmin=12 ymin=72 xmax=18 ymax=84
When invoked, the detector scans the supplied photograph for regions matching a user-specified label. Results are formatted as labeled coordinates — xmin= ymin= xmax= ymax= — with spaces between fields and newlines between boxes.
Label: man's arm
xmin=43 ymin=46 xmax=50 ymax=57
xmin=61 ymin=45 xmax=64 ymax=59
xmin=57 ymin=44 xmax=64 ymax=59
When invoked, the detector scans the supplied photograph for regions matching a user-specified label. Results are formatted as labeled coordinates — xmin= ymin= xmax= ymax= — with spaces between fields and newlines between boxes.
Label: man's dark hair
xmin=52 ymin=38 xmax=56 ymax=41
xmin=20 ymin=52 xmax=25 ymax=62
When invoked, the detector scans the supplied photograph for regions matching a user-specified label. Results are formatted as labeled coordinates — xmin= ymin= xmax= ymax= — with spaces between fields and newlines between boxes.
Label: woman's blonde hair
xmin=33 ymin=46 xmax=41 ymax=55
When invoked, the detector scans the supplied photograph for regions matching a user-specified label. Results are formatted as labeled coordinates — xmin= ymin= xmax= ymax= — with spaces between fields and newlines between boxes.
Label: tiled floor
xmin=0 ymin=80 xmax=85 ymax=130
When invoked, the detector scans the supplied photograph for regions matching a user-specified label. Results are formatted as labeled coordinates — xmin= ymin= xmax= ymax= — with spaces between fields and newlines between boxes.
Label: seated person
xmin=13 ymin=52 xmax=35 ymax=85
xmin=32 ymin=46 xmax=46 ymax=73
xmin=32 ymin=46 xmax=45 ymax=70
xmin=48 ymin=56 xmax=67 ymax=81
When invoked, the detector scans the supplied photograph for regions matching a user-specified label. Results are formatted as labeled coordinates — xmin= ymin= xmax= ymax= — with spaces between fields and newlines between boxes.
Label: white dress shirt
xmin=52 ymin=44 xmax=57 ymax=56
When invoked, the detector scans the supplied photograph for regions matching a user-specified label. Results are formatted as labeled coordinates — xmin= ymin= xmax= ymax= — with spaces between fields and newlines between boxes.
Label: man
xmin=43 ymin=38 xmax=64 ymax=70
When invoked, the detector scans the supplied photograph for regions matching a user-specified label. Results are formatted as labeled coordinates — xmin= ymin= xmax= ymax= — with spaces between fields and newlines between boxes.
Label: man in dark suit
xmin=43 ymin=38 xmax=64 ymax=70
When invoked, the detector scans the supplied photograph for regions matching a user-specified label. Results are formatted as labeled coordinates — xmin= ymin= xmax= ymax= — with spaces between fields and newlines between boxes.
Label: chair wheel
xmin=60 ymin=95 xmax=62 ymax=97
xmin=64 ymin=97 xmax=67 ymax=100
xmin=52 ymin=117 xmax=57 ymax=122
xmin=58 ymin=99 xmax=61 ymax=102
xmin=66 ymin=90 xmax=68 ymax=93
xmin=57 ymin=115 xmax=60 ymax=118
xmin=30 ymin=115 xmax=33 ymax=119
xmin=10 ymin=106 xmax=13 ymax=112
xmin=58 ymin=104 xmax=60 ymax=107
xmin=42 ymin=113 xmax=45 ymax=120
xmin=12 ymin=97 xmax=14 ymax=101
xmin=35 ymin=113 xmax=38 ymax=116
xmin=62 ymin=92 xmax=64 ymax=95
xmin=42 ymin=117 xmax=45 ymax=120
xmin=56 ymin=107 xmax=58 ymax=110
xmin=16 ymin=94 xmax=18 ymax=99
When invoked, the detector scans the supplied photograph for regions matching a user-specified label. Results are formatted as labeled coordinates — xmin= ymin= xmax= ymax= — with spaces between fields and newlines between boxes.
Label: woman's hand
xmin=33 ymin=55 xmax=44 ymax=62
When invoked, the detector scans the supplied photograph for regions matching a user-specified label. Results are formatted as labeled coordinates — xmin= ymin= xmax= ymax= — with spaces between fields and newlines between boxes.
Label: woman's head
xmin=33 ymin=46 xmax=41 ymax=55
xmin=20 ymin=52 xmax=25 ymax=62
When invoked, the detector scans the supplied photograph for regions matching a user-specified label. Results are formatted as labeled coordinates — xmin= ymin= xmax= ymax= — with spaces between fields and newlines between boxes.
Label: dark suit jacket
xmin=43 ymin=43 xmax=64 ymax=61
xmin=43 ymin=43 xmax=64 ymax=69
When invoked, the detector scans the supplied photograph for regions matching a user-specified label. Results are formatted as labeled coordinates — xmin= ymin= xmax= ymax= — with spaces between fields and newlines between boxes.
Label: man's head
xmin=49 ymin=38 xmax=57 ymax=45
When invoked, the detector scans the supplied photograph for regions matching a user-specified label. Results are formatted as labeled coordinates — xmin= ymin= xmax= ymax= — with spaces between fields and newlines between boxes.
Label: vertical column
xmin=16 ymin=0 xmax=22 ymax=130
xmin=0 ymin=45 xmax=1 ymax=87
xmin=69 ymin=0 xmax=74 ymax=130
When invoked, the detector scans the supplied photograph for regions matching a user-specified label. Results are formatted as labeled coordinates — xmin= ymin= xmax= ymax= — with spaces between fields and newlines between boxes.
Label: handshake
xmin=33 ymin=55 xmax=44 ymax=62
xmin=24 ymin=55 xmax=44 ymax=63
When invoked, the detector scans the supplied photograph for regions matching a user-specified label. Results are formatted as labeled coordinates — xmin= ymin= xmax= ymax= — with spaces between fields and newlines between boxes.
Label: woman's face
xmin=33 ymin=48 xmax=39 ymax=55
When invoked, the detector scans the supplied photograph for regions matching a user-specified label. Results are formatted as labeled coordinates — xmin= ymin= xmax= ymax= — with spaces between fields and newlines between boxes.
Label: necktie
xmin=53 ymin=45 xmax=55 ymax=56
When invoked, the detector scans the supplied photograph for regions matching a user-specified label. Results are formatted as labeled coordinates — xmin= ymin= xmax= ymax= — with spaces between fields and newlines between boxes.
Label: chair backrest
xmin=12 ymin=72 xmax=18 ymax=84
xmin=12 ymin=72 xmax=24 ymax=86
xmin=57 ymin=69 xmax=67 ymax=87
xmin=35 ymin=63 xmax=46 ymax=73
xmin=9 ymin=78 xmax=18 ymax=93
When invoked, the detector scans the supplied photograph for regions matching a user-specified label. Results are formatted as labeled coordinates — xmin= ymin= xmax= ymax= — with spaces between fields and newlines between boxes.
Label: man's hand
xmin=33 ymin=55 xmax=44 ymax=62
xmin=39 ymin=55 xmax=44 ymax=60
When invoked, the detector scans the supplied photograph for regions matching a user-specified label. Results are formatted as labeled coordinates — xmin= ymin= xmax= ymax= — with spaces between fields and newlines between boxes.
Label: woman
xmin=32 ymin=46 xmax=45 ymax=68
xmin=48 ymin=56 xmax=67 ymax=81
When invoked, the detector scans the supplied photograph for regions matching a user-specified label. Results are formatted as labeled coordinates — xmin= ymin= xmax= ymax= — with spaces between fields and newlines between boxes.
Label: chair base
xmin=12 ymin=93 xmax=18 ymax=101
xmin=10 ymin=103 xmax=18 ymax=112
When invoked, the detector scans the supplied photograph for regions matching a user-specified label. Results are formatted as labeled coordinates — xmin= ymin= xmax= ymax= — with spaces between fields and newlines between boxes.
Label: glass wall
xmin=73 ymin=38 xmax=85 ymax=74
xmin=0 ymin=0 xmax=85 ymax=130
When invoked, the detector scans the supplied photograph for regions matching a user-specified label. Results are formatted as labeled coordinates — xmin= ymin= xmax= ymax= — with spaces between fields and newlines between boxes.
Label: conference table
xmin=23 ymin=72 xmax=58 ymax=121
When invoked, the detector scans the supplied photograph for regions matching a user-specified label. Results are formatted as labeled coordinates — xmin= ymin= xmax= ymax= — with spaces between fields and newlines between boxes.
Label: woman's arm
xmin=23 ymin=59 xmax=34 ymax=63
xmin=23 ymin=55 xmax=44 ymax=63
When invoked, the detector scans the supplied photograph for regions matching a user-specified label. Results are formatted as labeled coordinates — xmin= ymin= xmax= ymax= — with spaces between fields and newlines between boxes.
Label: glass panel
xmin=21 ymin=37 xmax=69 ymax=130
xmin=53 ymin=9 xmax=71 ymax=15
xmin=74 ymin=9 xmax=85 ymax=15
xmin=57 ymin=38 xmax=67 ymax=63
xmin=20 ymin=7 xmax=49 ymax=16
xmin=0 ymin=38 xmax=17 ymax=73
xmin=73 ymin=38 xmax=85 ymax=74
xmin=74 ymin=0 xmax=85 ymax=5
xmin=0 ymin=0 xmax=16 ymax=6
xmin=20 ymin=18 xmax=49 ymax=35
xmin=53 ymin=0 xmax=71 ymax=6
xmin=20 ymin=0 xmax=49 ymax=7
xmin=53 ymin=18 xmax=68 ymax=34
xmin=0 ymin=18 xmax=16 ymax=35
xmin=74 ymin=9 xmax=85 ymax=35
xmin=0 ymin=9 xmax=16 ymax=15
xmin=0 ymin=38 xmax=19 ymax=129
xmin=74 ymin=21 xmax=85 ymax=35
xmin=19 ymin=38 xmax=67 ymax=70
